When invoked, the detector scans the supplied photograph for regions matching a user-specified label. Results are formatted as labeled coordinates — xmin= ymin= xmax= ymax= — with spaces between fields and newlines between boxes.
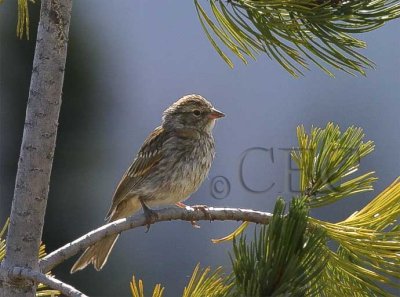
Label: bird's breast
xmin=145 ymin=134 xmax=215 ymax=204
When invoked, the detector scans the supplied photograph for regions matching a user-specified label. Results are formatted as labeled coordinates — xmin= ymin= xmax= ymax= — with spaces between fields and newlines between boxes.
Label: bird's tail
xmin=70 ymin=198 xmax=141 ymax=273
xmin=70 ymin=234 xmax=119 ymax=273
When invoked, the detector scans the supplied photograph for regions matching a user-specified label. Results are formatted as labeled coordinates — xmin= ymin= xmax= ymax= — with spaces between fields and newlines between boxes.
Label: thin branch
xmin=40 ymin=206 xmax=273 ymax=273
xmin=9 ymin=267 xmax=87 ymax=297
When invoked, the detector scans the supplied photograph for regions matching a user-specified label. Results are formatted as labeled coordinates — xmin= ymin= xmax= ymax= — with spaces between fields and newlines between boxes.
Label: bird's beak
xmin=208 ymin=108 xmax=225 ymax=119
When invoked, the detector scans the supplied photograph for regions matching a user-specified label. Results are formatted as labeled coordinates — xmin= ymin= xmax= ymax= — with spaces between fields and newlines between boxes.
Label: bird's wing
xmin=105 ymin=126 xmax=167 ymax=220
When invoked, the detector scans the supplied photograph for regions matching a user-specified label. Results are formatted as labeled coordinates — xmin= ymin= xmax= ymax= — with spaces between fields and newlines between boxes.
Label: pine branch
xmin=231 ymin=198 xmax=327 ymax=296
xmin=213 ymin=122 xmax=377 ymax=242
xmin=7 ymin=0 xmax=400 ymax=76
xmin=292 ymin=123 xmax=376 ymax=207
xmin=309 ymin=178 xmax=400 ymax=296
xmin=123 ymin=182 xmax=399 ymax=297
xmin=39 ymin=207 xmax=273 ymax=273
xmin=8 ymin=267 xmax=87 ymax=297
xmin=195 ymin=0 xmax=400 ymax=76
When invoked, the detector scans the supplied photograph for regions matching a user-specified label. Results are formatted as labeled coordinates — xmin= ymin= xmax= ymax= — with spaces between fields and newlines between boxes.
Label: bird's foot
xmin=143 ymin=208 xmax=158 ymax=232
xmin=140 ymin=199 xmax=158 ymax=232
xmin=175 ymin=202 xmax=201 ymax=228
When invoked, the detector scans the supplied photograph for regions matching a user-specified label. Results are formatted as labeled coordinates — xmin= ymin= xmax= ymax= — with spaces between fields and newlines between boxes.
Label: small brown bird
xmin=70 ymin=94 xmax=224 ymax=273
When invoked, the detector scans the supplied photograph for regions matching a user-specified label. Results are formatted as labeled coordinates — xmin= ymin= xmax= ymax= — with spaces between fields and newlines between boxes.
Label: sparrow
xmin=70 ymin=94 xmax=225 ymax=273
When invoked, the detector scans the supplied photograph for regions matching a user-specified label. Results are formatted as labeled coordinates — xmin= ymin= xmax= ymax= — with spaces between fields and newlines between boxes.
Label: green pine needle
xmin=231 ymin=197 xmax=327 ymax=297
xmin=309 ymin=178 xmax=400 ymax=296
xmin=182 ymin=264 xmax=233 ymax=297
xmin=16 ymin=0 xmax=35 ymax=39
xmin=130 ymin=276 xmax=165 ymax=297
xmin=195 ymin=0 xmax=400 ymax=76
xmin=7 ymin=0 xmax=400 ymax=76
xmin=291 ymin=123 xmax=376 ymax=207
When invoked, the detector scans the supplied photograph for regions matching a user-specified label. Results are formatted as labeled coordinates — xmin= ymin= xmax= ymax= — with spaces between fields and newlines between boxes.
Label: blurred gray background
xmin=1 ymin=1 xmax=399 ymax=296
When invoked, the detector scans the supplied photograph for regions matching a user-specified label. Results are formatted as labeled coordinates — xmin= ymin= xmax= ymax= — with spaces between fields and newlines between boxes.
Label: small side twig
xmin=9 ymin=267 xmax=87 ymax=297
xmin=40 ymin=206 xmax=273 ymax=273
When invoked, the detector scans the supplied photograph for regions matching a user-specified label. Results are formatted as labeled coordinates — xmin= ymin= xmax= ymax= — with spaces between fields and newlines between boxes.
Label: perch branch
xmin=40 ymin=206 xmax=272 ymax=273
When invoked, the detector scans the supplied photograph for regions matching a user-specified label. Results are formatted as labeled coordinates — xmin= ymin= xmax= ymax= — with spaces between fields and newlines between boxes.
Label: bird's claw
xmin=140 ymin=198 xmax=159 ymax=232
xmin=143 ymin=208 xmax=158 ymax=232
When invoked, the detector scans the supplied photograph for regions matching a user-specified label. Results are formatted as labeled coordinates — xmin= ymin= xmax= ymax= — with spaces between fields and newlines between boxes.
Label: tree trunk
xmin=0 ymin=1 xmax=72 ymax=296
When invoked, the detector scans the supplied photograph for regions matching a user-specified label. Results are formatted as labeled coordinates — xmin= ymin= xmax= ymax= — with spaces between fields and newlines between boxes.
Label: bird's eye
xmin=193 ymin=110 xmax=201 ymax=116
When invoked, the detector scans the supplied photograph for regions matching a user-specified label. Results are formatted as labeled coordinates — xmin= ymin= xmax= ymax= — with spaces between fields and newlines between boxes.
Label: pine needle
xmin=195 ymin=0 xmax=400 ymax=75
xmin=309 ymin=178 xmax=400 ymax=295
xmin=291 ymin=123 xmax=376 ymax=207
xmin=130 ymin=275 xmax=165 ymax=297
xmin=182 ymin=264 xmax=233 ymax=297
xmin=211 ymin=221 xmax=249 ymax=243
xmin=231 ymin=198 xmax=327 ymax=296
xmin=16 ymin=0 xmax=35 ymax=39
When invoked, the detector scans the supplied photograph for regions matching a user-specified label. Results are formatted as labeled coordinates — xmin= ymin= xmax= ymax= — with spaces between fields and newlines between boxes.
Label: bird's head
xmin=162 ymin=94 xmax=225 ymax=133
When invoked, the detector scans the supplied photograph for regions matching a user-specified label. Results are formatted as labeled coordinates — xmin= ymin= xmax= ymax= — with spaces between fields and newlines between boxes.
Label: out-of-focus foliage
xmin=130 ymin=264 xmax=233 ymax=297
xmin=195 ymin=0 xmax=400 ymax=76
xmin=182 ymin=264 xmax=233 ymax=297
xmin=7 ymin=0 xmax=35 ymax=39
xmin=130 ymin=276 xmax=164 ymax=297
xmin=0 ymin=219 xmax=60 ymax=297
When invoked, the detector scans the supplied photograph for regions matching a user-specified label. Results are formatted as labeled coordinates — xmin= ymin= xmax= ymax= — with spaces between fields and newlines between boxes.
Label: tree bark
xmin=0 ymin=0 xmax=72 ymax=296
xmin=9 ymin=267 xmax=87 ymax=297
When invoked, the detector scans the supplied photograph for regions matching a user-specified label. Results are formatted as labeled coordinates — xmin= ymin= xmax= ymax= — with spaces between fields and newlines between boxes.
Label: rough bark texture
xmin=10 ymin=267 xmax=87 ymax=297
xmin=0 ymin=0 xmax=72 ymax=296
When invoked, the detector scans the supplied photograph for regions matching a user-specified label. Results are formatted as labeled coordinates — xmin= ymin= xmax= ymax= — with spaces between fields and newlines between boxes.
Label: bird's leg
xmin=175 ymin=201 xmax=200 ymax=228
xmin=139 ymin=198 xmax=158 ymax=232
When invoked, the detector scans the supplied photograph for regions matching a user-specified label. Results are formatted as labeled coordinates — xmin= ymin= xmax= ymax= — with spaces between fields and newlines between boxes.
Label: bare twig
xmin=9 ymin=267 xmax=87 ymax=297
xmin=40 ymin=206 xmax=273 ymax=273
